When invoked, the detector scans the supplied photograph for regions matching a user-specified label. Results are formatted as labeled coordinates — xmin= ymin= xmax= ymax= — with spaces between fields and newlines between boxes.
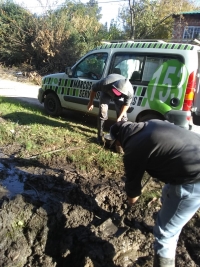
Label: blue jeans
xmin=153 ymin=181 xmax=200 ymax=259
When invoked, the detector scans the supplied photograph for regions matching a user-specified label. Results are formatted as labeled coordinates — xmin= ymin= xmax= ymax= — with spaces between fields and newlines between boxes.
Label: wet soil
xmin=0 ymin=145 xmax=200 ymax=267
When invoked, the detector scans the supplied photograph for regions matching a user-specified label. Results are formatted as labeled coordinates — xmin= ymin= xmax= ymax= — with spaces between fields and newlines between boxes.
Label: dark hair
xmin=109 ymin=121 xmax=126 ymax=140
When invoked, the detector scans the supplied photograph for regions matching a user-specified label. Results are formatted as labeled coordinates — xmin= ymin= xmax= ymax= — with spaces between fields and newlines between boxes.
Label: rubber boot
xmin=153 ymin=254 xmax=175 ymax=267
xmin=97 ymin=119 xmax=105 ymax=145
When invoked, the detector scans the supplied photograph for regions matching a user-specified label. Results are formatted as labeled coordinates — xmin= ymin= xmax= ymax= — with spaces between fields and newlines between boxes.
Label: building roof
xmin=180 ymin=11 xmax=200 ymax=15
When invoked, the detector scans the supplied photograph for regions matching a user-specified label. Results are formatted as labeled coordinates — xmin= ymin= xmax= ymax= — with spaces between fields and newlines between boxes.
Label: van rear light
xmin=182 ymin=71 xmax=196 ymax=111
xmin=186 ymin=115 xmax=191 ymax=121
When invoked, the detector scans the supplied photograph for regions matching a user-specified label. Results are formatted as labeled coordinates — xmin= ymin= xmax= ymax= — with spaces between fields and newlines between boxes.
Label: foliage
xmin=0 ymin=0 xmax=36 ymax=65
xmin=99 ymin=19 xmax=127 ymax=42
xmin=0 ymin=0 xmax=104 ymax=73
xmin=119 ymin=0 xmax=199 ymax=40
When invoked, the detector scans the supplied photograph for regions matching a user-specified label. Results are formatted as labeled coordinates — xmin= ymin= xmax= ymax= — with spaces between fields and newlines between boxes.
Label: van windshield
xmin=73 ymin=53 xmax=108 ymax=80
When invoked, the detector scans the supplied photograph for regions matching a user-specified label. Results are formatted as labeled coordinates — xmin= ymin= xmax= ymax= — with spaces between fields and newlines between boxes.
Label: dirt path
xmin=0 ymin=78 xmax=42 ymax=107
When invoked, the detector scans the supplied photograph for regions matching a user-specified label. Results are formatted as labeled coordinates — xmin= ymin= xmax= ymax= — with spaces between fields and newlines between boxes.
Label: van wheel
xmin=44 ymin=93 xmax=62 ymax=116
xmin=139 ymin=114 xmax=163 ymax=122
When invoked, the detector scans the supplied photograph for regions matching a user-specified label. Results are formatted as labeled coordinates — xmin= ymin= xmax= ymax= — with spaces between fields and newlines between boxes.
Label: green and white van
xmin=38 ymin=41 xmax=200 ymax=129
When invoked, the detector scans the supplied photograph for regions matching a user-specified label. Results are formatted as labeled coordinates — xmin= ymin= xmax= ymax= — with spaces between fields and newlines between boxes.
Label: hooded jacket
xmin=92 ymin=74 xmax=133 ymax=106
xmin=112 ymin=120 xmax=200 ymax=198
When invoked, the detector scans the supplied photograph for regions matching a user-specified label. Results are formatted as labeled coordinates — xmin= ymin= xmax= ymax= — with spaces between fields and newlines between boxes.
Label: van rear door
xmin=192 ymin=51 xmax=200 ymax=125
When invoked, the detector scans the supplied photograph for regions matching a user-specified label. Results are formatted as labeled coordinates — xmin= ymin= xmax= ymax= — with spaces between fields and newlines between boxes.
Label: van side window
xmin=73 ymin=53 xmax=108 ymax=80
xmin=110 ymin=53 xmax=182 ymax=84
xmin=142 ymin=57 xmax=173 ymax=82
xmin=109 ymin=53 xmax=144 ymax=80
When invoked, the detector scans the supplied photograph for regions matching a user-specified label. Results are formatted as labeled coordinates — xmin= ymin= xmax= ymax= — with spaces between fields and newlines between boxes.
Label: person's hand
xmin=117 ymin=116 xmax=122 ymax=122
xmin=87 ymin=103 xmax=94 ymax=111
xmin=127 ymin=196 xmax=139 ymax=206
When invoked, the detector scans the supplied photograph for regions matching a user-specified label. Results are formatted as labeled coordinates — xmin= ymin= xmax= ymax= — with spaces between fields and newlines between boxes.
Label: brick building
xmin=172 ymin=11 xmax=200 ymax=42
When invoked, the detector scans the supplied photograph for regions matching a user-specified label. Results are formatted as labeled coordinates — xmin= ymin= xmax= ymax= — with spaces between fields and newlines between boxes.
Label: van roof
xmin=94 ymin=41 xmax=200 ymax=51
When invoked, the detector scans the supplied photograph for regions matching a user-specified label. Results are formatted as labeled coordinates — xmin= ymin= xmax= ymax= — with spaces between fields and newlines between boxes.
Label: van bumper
xmin=192 ymin=111 xmax=200 ymax=126
xmin=164 ymin=110 xmax=191 ymax=130
xmin=38 ymin=88 xmax=44 ymax=104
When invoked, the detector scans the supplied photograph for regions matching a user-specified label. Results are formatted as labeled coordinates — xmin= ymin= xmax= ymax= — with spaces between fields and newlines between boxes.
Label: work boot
xmin=97 ymin=135 xmax=105 ymax=145
xmin=153 ymin=254 xmax=175 ymax=267
xmin=97 ymin=119 xmax=105 ymax=145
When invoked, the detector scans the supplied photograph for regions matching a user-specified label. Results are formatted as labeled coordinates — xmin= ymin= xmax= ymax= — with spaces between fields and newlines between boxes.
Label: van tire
xmin=44 ymin=93 xmax=62 ymax=116
xmin=139 ymin=114 xmax=163 ymax=122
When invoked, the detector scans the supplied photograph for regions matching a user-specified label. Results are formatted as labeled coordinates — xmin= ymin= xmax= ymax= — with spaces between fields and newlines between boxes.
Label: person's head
xmin=109 ymin=121 xmax=125 ymax=141
xmin=111 ymin=79 xmax=132 ymax=97
xmin=109 ymin=121 xmax=145 ymax=148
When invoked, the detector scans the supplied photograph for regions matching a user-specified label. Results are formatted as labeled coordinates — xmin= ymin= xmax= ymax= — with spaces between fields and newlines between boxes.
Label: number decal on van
xmin=147 ymin=59 xmax=188 ymax=113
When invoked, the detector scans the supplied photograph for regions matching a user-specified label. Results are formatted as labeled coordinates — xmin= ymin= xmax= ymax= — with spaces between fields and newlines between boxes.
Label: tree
xmin=98 ymin=19 xmax=126 ymax=42
xmin=118 ymin=0 xmax=199 ymax=40
xmin=31 ymin=0 xmax=103 ymax=72
xmin=0 ymin=0 xmax=37 ymax=65
xmin=0 ymin=0 xmax=104 ymax=72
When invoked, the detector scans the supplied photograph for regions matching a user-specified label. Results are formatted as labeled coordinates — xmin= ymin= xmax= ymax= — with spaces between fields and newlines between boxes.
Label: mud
xmin=0 ymin=148 xmax=200 ymax=267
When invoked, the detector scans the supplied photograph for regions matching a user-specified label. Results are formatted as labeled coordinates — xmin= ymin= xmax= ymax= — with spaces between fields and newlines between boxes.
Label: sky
xmin=14 ymin=0 xmax=128 ymax=26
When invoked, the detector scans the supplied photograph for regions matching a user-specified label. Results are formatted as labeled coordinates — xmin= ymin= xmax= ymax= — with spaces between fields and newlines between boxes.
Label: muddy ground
xmin=1 ymin=66 xmax=200 ymax=266
xmin=0 ymin=143 xmax=200 ymax=267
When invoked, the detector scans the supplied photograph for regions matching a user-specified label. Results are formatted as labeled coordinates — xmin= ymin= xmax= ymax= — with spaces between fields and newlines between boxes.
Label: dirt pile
xmin=0 ymin=153 xmax=200 ymax=267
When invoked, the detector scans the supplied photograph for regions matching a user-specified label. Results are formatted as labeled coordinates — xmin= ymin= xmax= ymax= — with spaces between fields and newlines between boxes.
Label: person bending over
xmin=87 ymin=73 xmax=133 ymax=144
xmin=109 ymin=119 xmax=200 ymax=267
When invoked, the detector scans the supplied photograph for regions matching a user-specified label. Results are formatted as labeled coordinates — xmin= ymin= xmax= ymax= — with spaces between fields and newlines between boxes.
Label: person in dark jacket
xmin=87 ymin=73 xmax=133 ymax=144
xmin=109 ymin=119 xmax=200 ymax=267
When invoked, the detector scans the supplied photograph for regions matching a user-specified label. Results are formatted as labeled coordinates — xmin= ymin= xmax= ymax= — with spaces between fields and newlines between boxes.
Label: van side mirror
xmin=65 ymin=67 xmax=73 ymax=77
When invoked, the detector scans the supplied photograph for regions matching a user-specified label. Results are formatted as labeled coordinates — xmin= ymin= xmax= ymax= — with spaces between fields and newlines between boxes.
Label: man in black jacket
xmin=109 ymin=119 xmax=200 ymax=267
xmin=87 ymin=73 xmax=133 ymax=144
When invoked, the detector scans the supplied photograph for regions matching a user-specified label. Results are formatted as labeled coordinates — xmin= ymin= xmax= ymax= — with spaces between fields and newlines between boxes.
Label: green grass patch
xmin=140 ymin=188 xmax=161 ymax=206
xmin=0 ymin=97 xmax=123 ymax=173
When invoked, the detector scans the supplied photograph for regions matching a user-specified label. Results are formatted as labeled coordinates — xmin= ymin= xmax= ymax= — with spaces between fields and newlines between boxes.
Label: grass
xmin=0 ymin=97 xmax=123 ymax=174
xmin=140 ymin=189 xmax=161 ymax=205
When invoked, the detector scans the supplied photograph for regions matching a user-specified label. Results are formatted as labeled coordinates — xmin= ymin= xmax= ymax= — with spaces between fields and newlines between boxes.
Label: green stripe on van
xmin=186 ymin=44 xmax=193 ymax=50
xmin=141 ymin=97 xmax=148 ymax=107
xmin=136 ymin=86 xmax=142 ymax=96
xmin=95 ymin=42 xmax=195 ymax=50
